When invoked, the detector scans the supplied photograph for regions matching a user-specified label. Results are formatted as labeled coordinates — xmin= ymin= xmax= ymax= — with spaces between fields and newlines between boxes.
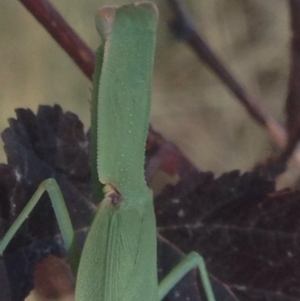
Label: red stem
xmin=19 ymin=0 xmax=95 ymax=80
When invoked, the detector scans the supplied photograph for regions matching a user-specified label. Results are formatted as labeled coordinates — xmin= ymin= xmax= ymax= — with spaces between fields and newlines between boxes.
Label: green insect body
xmin=94 ymin=4 xmax=157 ymax=197
xmin=0 ymin=3 xmax=217 ymax=301
xmin=78 ymin=3 xmax=159 ymax=300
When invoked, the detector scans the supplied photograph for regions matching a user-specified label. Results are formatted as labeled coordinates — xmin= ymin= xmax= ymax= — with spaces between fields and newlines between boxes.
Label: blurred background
xmin=0 ymin=0 xmax=289 ymax=175
xmin=0 ymin=1 xmax=291 ymax=300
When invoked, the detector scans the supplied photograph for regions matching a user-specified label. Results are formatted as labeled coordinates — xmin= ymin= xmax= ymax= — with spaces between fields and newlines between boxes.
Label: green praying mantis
xmin=0 ymin=2 xmax=217 ymax=301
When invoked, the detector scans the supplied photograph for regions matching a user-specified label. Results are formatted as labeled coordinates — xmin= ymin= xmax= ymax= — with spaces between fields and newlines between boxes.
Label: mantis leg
xmin=0 ymin=178 xmax=80 ymax=275
xmin=158 ymin=251 xmax=216 ymax=301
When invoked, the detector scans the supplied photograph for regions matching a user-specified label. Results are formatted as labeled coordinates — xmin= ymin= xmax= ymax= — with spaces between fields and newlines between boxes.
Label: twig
xmin=166 ymin=0 xmax=288 ymax=153
xmin=279 ymin=0 xmax=300 ymax=165
xmin=19 ymin=0 xmax=95 ymax=80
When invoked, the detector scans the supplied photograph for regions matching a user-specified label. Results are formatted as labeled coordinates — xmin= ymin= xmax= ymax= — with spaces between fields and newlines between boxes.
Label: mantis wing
xmin=75 ymin=193 xmax=157 ymax=301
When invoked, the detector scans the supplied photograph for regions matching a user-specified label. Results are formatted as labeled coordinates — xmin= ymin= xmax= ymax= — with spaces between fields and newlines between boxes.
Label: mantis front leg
xmin=159 ymin=252 xmax=216 ymax=301
xmin=0 ymin=179 xmax=80 ymax=275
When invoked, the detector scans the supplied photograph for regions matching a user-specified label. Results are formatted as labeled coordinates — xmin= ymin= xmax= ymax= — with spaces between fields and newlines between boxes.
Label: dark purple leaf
xmin=2 ymin=105 xmax=296 ymax=301
xmin=156 ymin=169 xmax=300 ymax=301
xmin=0 ymin=105 xmax=94 ymax=300
xmin=0 ymin=105 xmax=226 ymax=301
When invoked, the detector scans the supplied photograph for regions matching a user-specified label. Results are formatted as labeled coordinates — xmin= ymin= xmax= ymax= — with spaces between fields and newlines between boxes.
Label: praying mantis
xmin=0 ymin=2 xmax=217 ymax=301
